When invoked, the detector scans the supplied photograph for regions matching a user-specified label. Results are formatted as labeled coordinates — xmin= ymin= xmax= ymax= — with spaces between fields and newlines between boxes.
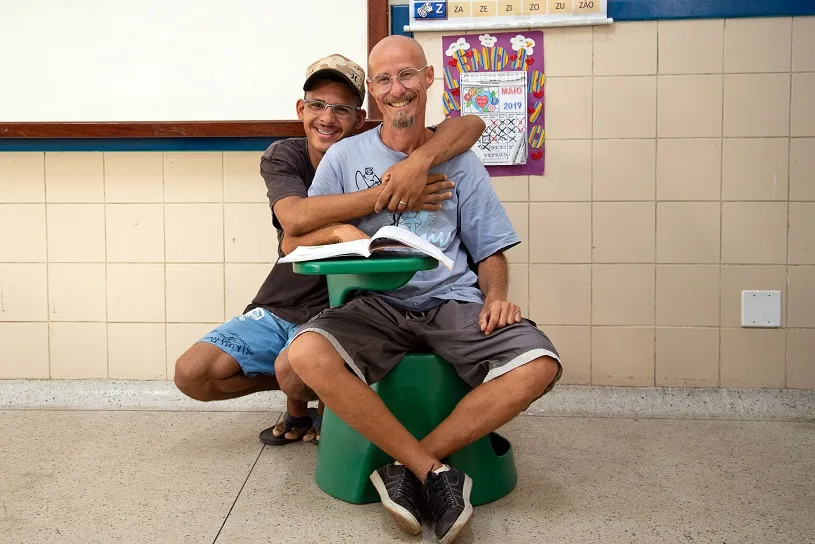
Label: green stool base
xmin=314 ymin=353 xmax=517 ymax=506
xmin=295 ymin=257 xmax=517 ymax=506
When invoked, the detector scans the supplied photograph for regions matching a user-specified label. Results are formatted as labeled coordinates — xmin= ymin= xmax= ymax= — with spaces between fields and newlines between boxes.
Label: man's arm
xmin=280 ymin=223 xmax=369 ymax=255
xmin=476 ymin=252 xmax=522 ymax=336
xmin=275 ymin=188 xmax=379 ymax=238
xmin=375 ymin=115 xmax=486 ymax=213
xmin=275 ymin=176 xmax=453 ymax=237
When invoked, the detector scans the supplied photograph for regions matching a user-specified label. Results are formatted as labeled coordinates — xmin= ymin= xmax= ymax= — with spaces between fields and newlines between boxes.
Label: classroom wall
xmin=0 ymin=17 xmax=814 ymax=389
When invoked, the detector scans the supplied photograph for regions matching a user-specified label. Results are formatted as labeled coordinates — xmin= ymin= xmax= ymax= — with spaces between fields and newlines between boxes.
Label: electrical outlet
xmin=741 ymin=290 xmax=782 ymax=328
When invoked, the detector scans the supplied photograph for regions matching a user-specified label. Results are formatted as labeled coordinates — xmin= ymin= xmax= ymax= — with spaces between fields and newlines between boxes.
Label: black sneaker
xmin=369 ymin=463 xmax=423 ymax=535
xmin=423 ymin=467 xmax=473 ymax=544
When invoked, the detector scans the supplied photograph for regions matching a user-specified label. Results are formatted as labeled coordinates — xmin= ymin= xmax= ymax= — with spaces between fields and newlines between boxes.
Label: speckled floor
xmin=1 ymin=410 xmax=813 ymax=544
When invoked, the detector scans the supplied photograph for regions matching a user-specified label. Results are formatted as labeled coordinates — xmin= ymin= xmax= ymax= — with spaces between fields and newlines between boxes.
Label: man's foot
xmin=302 ymin=413 xmax=322 ymax=445
xmin=258 ymin=408 xmax=316 ymax=446
xmin=424 ymin=466 xmax=473 ymax=544
xmin=369 ymin=463 xmax=423 ymax=535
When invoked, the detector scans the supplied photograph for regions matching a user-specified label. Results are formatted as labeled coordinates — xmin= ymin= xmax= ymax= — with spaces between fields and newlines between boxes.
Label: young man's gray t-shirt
xmin=308 ymin=125 xmax=520 ymax=311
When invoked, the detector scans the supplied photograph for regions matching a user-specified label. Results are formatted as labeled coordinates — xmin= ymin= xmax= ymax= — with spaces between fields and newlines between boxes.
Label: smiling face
xmin=367 ymin=36 xmax=435 ymax=132
xmin=296 ymin=78 xmax=366 ymax=166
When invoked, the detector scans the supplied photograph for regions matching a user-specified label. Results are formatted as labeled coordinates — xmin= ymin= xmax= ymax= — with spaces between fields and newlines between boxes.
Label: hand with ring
xmin=375 ymin=152 xmax=455 ymax=213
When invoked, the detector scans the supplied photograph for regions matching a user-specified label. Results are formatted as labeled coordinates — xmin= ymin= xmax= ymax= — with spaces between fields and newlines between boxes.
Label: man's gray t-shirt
xmin=308 ymin=125 xmax=520 ymax=311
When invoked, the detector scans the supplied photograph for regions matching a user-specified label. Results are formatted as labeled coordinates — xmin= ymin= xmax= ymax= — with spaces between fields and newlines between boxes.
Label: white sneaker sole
xmin=438 ymin=474 xmax=474 ymax=544
xmin=369 ymin=470 xmax=422 ymax=535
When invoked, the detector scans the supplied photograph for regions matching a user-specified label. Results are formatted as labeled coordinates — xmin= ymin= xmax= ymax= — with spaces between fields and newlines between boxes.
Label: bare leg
xmin=420 ymin=356 xmax=560 ymax=460
xmin=288 ymin=332 xmax=442 ymax=481
xmin=275 ymin=349 xmax=319 ymax=402
xmin=174 ymin=342 xmax=279 ymax=401
xmin=285 ymin=396 xmax=309 ymax=417
xmin=275 ymin=349 xmax=322 ymax=441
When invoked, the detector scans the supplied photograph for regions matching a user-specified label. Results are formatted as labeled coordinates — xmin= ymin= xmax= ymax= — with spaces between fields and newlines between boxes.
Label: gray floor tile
xmin=214 ymin=439 xmax=406 ymax=544
xmin=2 ymin=410 xmax=813 ymax=544
xmin=220 ymin=416 xmax=815 ymax=543
xmin=0 ymin=410 xmax=277 ymax=544
xmin=472 ymin=417 xmax=815 ymax=543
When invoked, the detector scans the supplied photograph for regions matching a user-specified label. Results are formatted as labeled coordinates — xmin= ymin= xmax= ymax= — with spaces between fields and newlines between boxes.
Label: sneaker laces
xmin=425 ymin=472 xmax=455 ymax=518
xmin=396 ymin=469 xmax=423 ymax=511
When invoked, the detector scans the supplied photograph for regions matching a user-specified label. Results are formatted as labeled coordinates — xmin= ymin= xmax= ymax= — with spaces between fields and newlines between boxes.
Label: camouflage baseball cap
xmin=303 ymin=54 xmax=366 ymax=104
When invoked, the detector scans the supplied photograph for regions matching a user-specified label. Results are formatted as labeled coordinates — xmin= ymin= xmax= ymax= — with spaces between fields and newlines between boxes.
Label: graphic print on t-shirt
xmin=398 ymin=211 xmax=454 ymax=247
xmin=355 ymin=167 xmax=382 ymax=190
xmin=353 ymin=165 xmax=455 ymax=249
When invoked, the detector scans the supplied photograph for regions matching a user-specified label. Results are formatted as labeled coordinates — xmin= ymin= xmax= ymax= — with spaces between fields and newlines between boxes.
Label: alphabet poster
xmin=441 ymin=31 xmax=544 ymax=175
xmin=411 ymin=1 xmax=608 ymax=32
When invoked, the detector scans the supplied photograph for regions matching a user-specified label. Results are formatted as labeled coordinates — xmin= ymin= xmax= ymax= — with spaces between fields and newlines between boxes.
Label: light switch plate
xmin=741 ymin=290 xmax=782 ymax=328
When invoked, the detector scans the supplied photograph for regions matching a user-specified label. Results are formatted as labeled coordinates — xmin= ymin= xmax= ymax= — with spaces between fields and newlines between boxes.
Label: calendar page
xmin=460 ymin=71 xmax=527 ymax=165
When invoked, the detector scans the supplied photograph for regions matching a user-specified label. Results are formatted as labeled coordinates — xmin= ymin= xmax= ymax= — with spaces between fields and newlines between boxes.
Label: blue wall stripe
xmin=608 ymin=0 xmax=815 ymax=20
xmin=0 ymin=137 xmax=281 ymax=153
xmin=392 ymin=5 xmax=412 ymax=37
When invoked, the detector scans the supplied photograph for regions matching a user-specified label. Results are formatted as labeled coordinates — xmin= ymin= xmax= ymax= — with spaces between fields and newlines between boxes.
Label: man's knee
xmin=504 ymin=356 xmax=561 ymax=402
xmin=287 ymin=332 xmax=343 ymax=376
xmin=274 ymin=350 xmax=318 ymax=401
xmin=173 ymin=343 xmax=227 ymax=401
xmin=174 ymin=351 xmax=204 ymax=399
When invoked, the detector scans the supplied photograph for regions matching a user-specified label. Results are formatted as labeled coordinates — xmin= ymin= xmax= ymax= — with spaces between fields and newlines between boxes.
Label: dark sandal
xmin=259 ymin=412 xmax=313 ymax=446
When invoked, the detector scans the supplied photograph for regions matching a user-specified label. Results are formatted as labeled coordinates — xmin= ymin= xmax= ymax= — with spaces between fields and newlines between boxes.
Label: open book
xmin=278 ymin=225 xmax=454 ymax=271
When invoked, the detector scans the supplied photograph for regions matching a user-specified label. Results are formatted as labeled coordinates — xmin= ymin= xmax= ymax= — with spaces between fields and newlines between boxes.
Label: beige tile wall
xmin=417 ymin=16 xmax=815 ymax=389
xmin=0 ymin=151 xmax=270 ymax=380
xmin=0 ymin=17 xmax=813 ymax=389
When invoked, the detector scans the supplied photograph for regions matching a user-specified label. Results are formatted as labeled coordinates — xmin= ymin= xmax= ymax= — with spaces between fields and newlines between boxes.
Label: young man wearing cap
xmin=173 ymin=54 xmax=486 ymax=445
xmin=283 ymin=37 xmax=562 ymax=543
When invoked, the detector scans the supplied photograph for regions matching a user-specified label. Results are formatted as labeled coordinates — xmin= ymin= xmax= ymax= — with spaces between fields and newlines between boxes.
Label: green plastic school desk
xmin=292 ymin=256 xmax=517 ymax=506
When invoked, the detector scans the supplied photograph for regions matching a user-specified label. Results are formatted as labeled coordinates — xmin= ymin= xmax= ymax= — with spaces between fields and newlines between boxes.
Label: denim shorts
xmin=199 ymin=308 xmax=299 ymax=376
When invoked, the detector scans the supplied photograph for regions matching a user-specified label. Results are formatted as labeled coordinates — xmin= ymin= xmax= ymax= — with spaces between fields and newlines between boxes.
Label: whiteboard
xmin=0 ymin=0 xmax=369 ymax=122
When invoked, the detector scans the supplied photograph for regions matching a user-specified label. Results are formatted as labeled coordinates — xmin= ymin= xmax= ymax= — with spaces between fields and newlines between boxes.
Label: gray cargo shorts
xmin=292 ymin=295 xmax=562 ymax=392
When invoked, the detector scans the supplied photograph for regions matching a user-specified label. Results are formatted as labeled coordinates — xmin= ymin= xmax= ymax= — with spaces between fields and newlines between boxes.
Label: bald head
xmin=368 ymin=35 xmax=427 ymax=75
xmin=366 ymin=35 xmax=434 ymax=135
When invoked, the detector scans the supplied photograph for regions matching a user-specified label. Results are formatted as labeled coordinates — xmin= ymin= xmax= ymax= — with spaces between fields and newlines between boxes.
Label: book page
xmin=370 ymin=226 xmax=455 ymax=270
xmin=278 ymin=238 xmax=372 ymax=264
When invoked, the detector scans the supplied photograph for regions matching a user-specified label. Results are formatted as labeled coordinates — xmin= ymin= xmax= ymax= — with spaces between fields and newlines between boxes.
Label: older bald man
xmin=283 ymin=36 xmax=562 ymax=544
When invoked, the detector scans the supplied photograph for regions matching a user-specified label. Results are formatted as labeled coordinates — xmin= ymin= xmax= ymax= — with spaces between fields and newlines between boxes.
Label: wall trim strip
xmin=0 ymin=120 xmax=380 ymax=146
xmin=0 ymin=137 xmax=283 ymax=152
